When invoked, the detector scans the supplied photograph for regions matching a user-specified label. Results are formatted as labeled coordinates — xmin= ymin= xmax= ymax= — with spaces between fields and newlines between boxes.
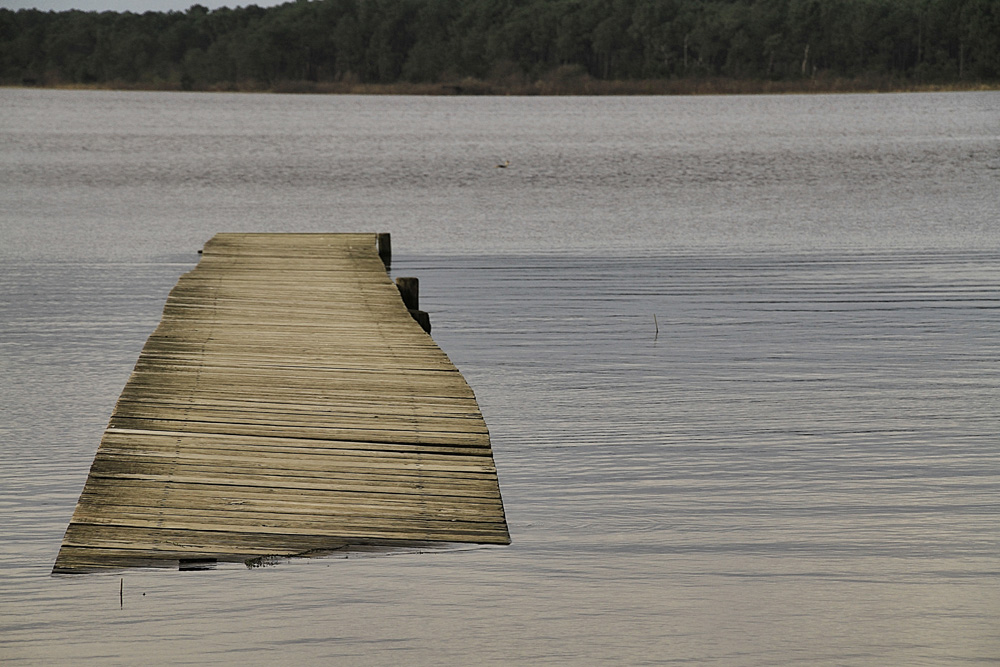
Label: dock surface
xmin=54 ymin=233 xmax=509 ymax=572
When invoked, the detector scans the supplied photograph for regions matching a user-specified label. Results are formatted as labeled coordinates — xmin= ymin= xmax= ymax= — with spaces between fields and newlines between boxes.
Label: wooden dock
xmin=53 ymin=233 xmax=509 ymax=572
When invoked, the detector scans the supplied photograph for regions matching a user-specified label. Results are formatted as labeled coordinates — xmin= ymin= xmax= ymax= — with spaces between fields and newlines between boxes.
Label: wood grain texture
xmin=53 ymin=233 xmax=510 ymax=572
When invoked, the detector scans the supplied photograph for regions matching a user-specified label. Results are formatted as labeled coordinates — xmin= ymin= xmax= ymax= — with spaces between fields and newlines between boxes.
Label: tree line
xmin=1 ymin=0 xmax=998 ymax=92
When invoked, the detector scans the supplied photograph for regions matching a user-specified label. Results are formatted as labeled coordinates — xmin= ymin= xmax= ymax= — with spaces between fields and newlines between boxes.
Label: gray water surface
xmin=1 ymin=90 xmax=998 ymax=665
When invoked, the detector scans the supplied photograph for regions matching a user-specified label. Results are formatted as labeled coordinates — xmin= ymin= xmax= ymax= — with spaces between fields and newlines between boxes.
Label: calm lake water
xmin=1 ymin=89 xmax=998 ymax=665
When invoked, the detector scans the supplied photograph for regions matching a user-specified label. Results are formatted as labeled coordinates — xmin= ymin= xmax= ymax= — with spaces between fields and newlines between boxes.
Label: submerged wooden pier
xmin=54 ymin=233 xmax=509 ymax=572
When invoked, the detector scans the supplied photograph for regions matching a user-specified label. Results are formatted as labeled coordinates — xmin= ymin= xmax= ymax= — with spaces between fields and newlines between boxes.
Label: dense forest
xmin=1 ymin=0 xmax=998 ymax=93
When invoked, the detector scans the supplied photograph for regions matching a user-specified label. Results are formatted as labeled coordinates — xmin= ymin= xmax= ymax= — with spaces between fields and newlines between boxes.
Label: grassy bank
xmin=12 ymin=74 xmax=999 ymax=96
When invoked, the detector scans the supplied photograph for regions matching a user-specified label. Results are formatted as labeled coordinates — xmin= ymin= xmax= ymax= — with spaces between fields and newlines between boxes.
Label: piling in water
xmin=377 ymin=232 xmax=391 ymax=267
xmin=397 ymin=276 xmax=431 ymax=334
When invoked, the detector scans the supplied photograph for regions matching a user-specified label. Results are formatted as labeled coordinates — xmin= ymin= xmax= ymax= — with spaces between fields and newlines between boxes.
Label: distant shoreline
xmin=9 ymin=76 xmax=998 ymax=96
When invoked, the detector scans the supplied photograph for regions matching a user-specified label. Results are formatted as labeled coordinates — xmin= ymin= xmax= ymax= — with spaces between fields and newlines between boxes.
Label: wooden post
xmin=179 ymin=558 xmax=217 ymax=571
xmin=377 ymin=233 xmax=391 ymax=267
xmin=395 ymin=277 xmax=419 ymax=310
xmin=396 ymin=277 xmax=430 ymax=334
xmin=409 ymin=309 xmax=431 ymax=334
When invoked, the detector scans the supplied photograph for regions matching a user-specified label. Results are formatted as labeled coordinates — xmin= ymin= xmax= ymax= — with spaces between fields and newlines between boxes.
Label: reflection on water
xmin=1 ymin=90 xmax=999 ymax=664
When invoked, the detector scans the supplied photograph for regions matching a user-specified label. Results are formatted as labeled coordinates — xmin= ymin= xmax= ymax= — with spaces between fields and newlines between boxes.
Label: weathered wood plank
xmin=104 ymin=419 xmax=492 ymax=447
xmin=101 ymin=428 xmax=494 ymax=456
xmin=91 ymin=447 xmax=500 ymax=475
xmin=54 ymin=233 xmax=509 ymax=572
xmin=94 ymin=441 xmax=496 ymax=474
xmin=113 ymin=394 xmax=486 ymax=420
xmin=62 ymin=522 xmax=510 ymax=549
xmin=77 ymin=477 xmax=506 ymax=509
